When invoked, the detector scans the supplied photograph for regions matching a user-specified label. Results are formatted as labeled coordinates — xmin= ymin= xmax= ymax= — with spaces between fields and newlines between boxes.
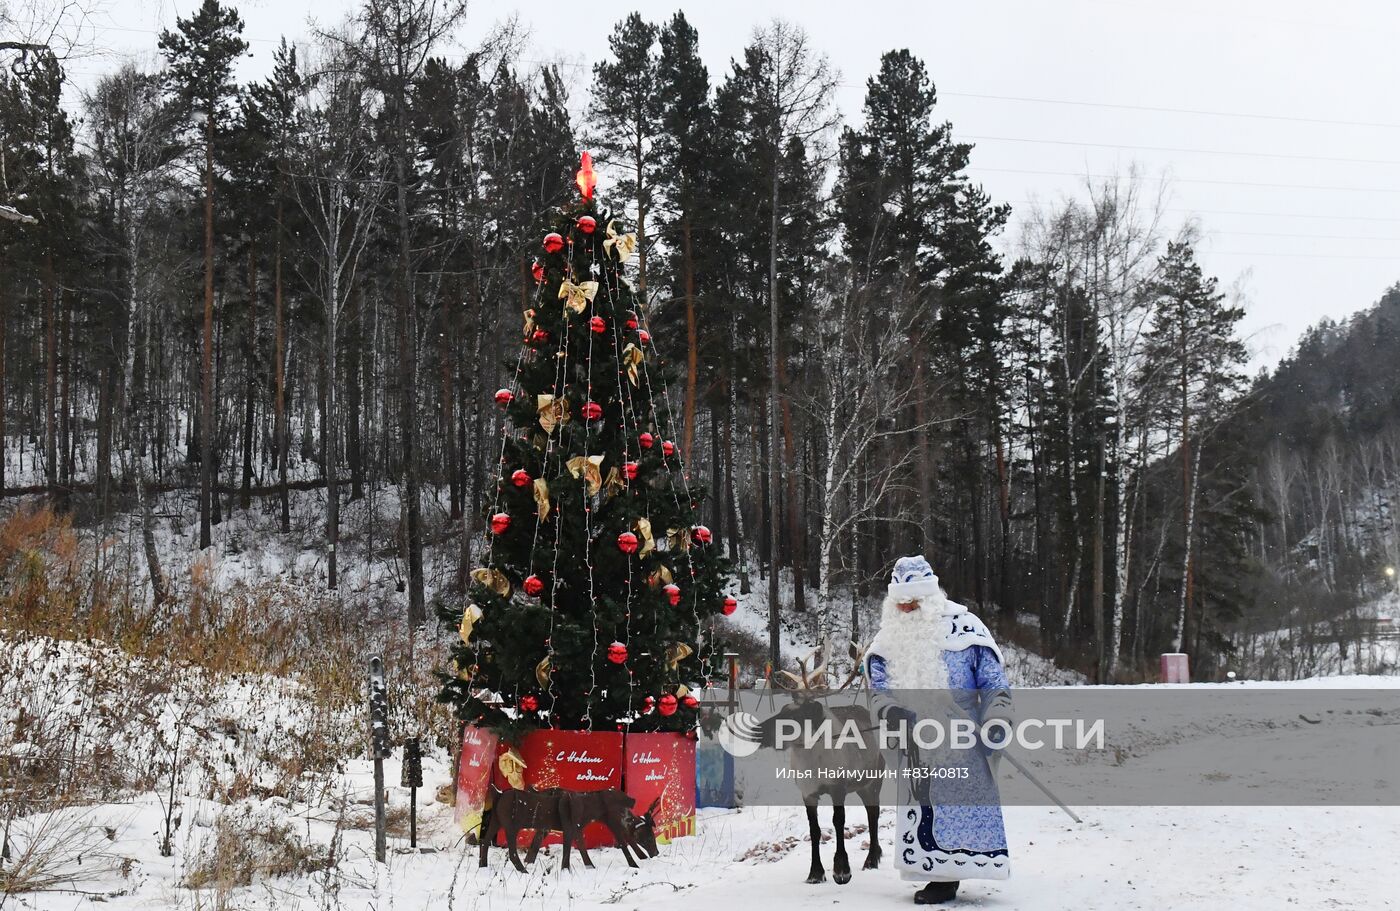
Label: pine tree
xmin=589 ymin=13 xmax=660 ymax=297
xmin=159 ymin=0 xmax=248 ymax=549
xmin=243 ymin=39 xmax=303 ymax=532
xmin=438 ymin=154 xmax=734 ymax=735
xmin=654 ymin=11 xmax=712 ymax=463
xmin=1142 ymin=241 xmax=1248 ymax=654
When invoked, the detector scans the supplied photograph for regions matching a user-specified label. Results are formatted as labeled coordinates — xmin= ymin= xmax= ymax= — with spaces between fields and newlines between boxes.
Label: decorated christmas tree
xmin=438 ymin=152 xmax=736 ymax=736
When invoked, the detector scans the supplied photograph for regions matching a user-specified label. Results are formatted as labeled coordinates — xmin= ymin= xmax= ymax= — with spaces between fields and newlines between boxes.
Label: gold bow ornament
xmin=537 ymin=394 xmax=570 ymax=434
xmin=634 ymin=517 xmax=656 ymax=556
xmin=498 ymin=748 xmax=527 ymax=790
xmin=558 ymin=279 xmax=599 ymax=314
xmin=459 ymin=603 xmax=484 ymax=644
xmin=622 ymin=343 xmax=644 ymax=386
xmin=604 ymin=220 xmax=638 ymax=263
xmin=566 ymin=454 xmax=605 ymax=495
xmin=666 ymin=527 xmax=692 ymax=553
xmin=470 ymin=567 xmax=511 ymax=598
xmin=532 ymin=478 xmax=551 ymax=521
xmin=665 ymin=642 xmax=694 ymax=670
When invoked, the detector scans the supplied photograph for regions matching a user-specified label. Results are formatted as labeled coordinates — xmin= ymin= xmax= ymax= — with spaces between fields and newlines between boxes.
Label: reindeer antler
xmin=834 ymin=640 xmax=870 ymax=692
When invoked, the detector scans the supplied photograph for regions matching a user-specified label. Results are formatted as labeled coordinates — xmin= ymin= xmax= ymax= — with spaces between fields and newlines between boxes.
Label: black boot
xmin=913 ymin=881 xmax=960 ymax=905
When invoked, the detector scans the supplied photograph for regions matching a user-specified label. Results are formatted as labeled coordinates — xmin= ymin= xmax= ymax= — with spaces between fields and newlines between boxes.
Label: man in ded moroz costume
xmin=865 ymin=556 xmax=1014 ymax=905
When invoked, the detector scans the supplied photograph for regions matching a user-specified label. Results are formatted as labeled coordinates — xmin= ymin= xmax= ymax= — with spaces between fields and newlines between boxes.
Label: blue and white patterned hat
xmin=888 ymin=555 xmax=941 ymax=601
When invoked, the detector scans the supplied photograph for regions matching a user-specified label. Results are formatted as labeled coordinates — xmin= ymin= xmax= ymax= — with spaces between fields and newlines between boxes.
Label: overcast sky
xmin=59 ymin=0 xmax=1400 ymax=371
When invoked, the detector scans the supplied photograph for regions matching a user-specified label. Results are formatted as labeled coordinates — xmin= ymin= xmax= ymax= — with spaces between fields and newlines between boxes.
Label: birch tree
xmin=292 ymin=39 xmax=383 ymax=590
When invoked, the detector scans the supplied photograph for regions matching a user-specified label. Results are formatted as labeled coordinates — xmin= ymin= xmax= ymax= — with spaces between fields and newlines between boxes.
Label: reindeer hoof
xmin=863 ymin=851 xmax=882 ymax=870
xmin=806 ymin=872 xmax=826 ymax=884
xmin=834 ymin=871 xmax=852 ymax=885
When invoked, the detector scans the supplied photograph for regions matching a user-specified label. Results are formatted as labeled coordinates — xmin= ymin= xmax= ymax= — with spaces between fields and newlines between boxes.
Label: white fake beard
xmin=870 ymin=592 xmax=956 ymax=691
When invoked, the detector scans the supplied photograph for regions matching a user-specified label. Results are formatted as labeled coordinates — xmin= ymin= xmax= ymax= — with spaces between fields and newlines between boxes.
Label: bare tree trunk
xmin=241 ymin=245 xmax=257 ymax=510
xmin=1092 ymin=431 xmax=1106 ymax=682
xmin=136 ymin=470 xmax=168 ymax=607
xmin=348 ymin=283 xmax=364 ymax=501
xmin=44 ymin=253 xmax=57 ymax=491
xmin=199 ymin=118 xmax=215 ymax=549
xmin=1174 ymin=444 xmax=1203 ymax=653
xmin=1173 ymin=329 xmax=1193 ymax=653
xmin=994 ymin=418 xmax=1011 ymax=614
xmin=326 ymin=287 xmax=339 ymax=591
xmin=725 ymin=371 xmax=749 ymax=594
xmin=682 ymin=216 xmax=697 ymax=462
xmin=777 ymin=351 xmax=805 ymax=613
xmin=0 ymin=282 xmax=6 ymax=497
xmin=441 ymin=301 xmax=458 ymax=520
xmin=635 ymin=131 xmax=648 ymax=300
xmin=58 ymin=286 xmax=71 ymax=490
xmin=767 ymin=142 xmax=781 ymax=669
xmin=274 ymin=196 xmax=290 ymax=532
xmin=395 ymin=108 xmax=425 ymax=628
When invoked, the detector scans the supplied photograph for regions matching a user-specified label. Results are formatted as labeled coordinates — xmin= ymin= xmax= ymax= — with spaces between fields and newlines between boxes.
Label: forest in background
xmin=2 ymin=0 xmax=1398 ymax=684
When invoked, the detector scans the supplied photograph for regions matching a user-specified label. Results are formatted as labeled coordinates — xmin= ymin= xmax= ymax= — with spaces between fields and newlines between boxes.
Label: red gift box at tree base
xmin=624 ymin=733 xmax=697 ymax=842
xmin=493 ymin=729 xmax=625 ymax=849
xmin=453 ymin=725 xmax=501 ymax=841
xmin=455 ymin=726 xmax=697 ymax=849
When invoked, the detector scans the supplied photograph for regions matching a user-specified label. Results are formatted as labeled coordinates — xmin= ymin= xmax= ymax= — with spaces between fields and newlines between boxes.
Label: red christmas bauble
xmin=494 ymin=389 xmax=514 ymax=407
xmin=682 ymin=694 xmax=699 ymax=709
xmin=531 ymin=328 xmax=549 ymax=345
xmin=519 ymin=694 xmax=539 ymax=713
xmin=511 ymin=469 xmax=531 ymax=488
xmin=543 ymin=232 xmax=564 ymax=254
xmin=589 ymin=315 xmax=606 ymax=334
xmin=523 ymin=574 xmax=545 ymax=596
xmin=490 ymin=512 xmax=511 ymax=535
xmin=638 ymin=329 xmax=651 ymax=344
xmin=625 ymin=312 xmax=639 ymax=330
xmin=639 ymin=432 xmax=655 ymax=449
xmin=659 ymin=694 xmax=678 ymax=717
xmin=577 ymin=215 xmax=597 ymax=234
xmin=662 ymin=440 xmax=676 ymax=457
xmin=607 ymin=641 xmax=628 ymax=664
xmin=643 ymin=696 xmax=655 ymax=713
xmin=624 ymin=461 xmax=639 ymax=481
xmin=531 ymin=261 xmax=545 ymax=284
xmin=692 ymin=525 xmax=712 ymax=545
xmin=618 ymin=532 xmax=640 ymax=554
xmin=583 ymin=401 xmax=603 ymax=421
xmin=663 ymin=583 xmax=681 ymax=606
xmin=722 ymin=596 xmax=738 ymax=616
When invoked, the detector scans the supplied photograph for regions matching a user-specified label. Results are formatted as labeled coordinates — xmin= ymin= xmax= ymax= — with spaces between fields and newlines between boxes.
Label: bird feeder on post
xmin=368 ymin=656 xmax=390 ymax=863
xmin=400 ymin=737 xmax=423 ymax=848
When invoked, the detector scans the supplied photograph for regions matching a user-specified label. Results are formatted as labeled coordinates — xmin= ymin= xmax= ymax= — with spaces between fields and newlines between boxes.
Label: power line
xmin=73 ymin=21 xmax=1400 ymax=132
xmin=976 ymin=165 xmax=1400 ymax=194
xmin=940 ymin=91 xmax=1400 ymax=131
xmin=1200 ymin=250 xmax=1400 ymax=262
xmin=1206 ymin=230 xmax=1400 ymax=243
xmin=964 ymin=134 xmax=1400 ymax=167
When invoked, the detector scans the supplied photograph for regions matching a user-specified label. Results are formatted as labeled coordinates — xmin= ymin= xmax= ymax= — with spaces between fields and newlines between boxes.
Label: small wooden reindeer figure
xmin=478 ymin=786 xmax=661 ymax=872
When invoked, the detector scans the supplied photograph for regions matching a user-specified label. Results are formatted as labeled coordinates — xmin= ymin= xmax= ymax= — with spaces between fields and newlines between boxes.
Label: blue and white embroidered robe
xmin=867 ymin=615 xmax=1012 ymax=883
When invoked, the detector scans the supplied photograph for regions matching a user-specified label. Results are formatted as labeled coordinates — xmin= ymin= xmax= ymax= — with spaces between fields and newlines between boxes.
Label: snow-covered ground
xmin=4 ymin=637 xmax=1395 ymax=910
xmin=8 ymin=763 xmax=1397 ymax=910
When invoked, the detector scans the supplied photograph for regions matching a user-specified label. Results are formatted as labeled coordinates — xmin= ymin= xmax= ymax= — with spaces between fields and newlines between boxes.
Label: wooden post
xmin=368 ymin=656 xmax=389 ymax=862
xmin=401 ymin=737 xmax=423 ymax=849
